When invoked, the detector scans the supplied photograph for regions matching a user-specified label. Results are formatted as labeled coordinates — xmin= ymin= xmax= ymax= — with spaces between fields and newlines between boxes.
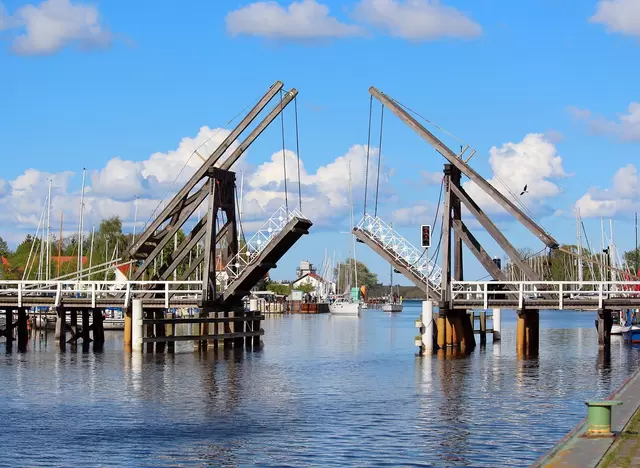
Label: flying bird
xmin=520 ymin=185 xmax=528 ymax=196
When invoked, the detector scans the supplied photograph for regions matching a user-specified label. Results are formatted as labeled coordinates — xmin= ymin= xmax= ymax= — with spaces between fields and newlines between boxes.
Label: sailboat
xmin=382 ymin=264 xmax=403 ymax=312
xmin=329 ymin=151 xmax=361 ymax=317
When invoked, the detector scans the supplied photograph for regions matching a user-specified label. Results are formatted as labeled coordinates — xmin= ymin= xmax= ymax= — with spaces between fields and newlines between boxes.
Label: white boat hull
xmin=382 ymin=303 xmax=403 ymax=312
xmin=329 ymin=302 xmax=361 ymax=316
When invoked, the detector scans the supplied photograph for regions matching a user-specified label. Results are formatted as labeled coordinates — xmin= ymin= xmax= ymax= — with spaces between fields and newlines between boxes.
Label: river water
xmin=2 ymin=302 xmax=639 ymax=467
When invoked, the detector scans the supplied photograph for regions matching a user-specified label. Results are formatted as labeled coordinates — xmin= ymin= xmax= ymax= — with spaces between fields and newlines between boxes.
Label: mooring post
xmin=131 ymin=299 xmax=143 ymax=353
xmin=4 ymin=309 xmax=14 ymax=349
xmin=17 ymin=307 xmax=28 ymax=352
xmin=493 ymin=308 xmax=501 ymax=341
xmin=420 ymin=300 xmax=434 ymax=355
xmin=597 ymin=309 xmax=613 ymax=347
xmin=123 ymin=306 xmax=132 ymax=352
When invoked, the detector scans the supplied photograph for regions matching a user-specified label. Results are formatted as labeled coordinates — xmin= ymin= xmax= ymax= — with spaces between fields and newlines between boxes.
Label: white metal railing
xmin=217 ymin=205 xmax=305 ymax=287
xmin=451 ymin=281 xmax=640 ymax=310
xmin=356 ymin=214 xmax=442 ymax=289
xmin=0 ymin=280 xmax=202 ymax=308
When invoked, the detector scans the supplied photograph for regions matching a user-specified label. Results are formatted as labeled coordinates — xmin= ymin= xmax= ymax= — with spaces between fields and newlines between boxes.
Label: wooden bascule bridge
xmin=2 ymin=82 xmax=640 ymax=356
xmin=353 ymin=87 xmax=640 ymax=357
xmin=0 ymin=81 xmax=312 ymax=353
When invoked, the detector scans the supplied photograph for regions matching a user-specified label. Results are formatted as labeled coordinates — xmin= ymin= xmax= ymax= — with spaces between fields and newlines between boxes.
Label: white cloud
xmin=420 ymin=170 xmax=443 ymax=186
xmin=354 ymin=0 xmax=482 ymax=40
xmin=226 ymin=0 xmax=364 ymax=40
xmin=392 ymin=202 xmax=430 ymax=226
xmin=0 ymin=126 xmax=394 ymax=247
xmin=3 ymin=0 xmax=112 ymax=55
xmin=575 ymin=164 xmax=640 ymax=218
xmin=243 ymin=144 xmax=393 ymax=227
xmin=570 ymin=102 xmax=640 ymax=141
xmin=463 ymin=133 xmax=569 ymax=218
xmin=590 ymin=0 xmax=640 ymax=37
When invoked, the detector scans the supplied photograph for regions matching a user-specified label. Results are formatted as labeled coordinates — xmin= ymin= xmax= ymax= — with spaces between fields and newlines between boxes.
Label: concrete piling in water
xmin=492 ymin=308 xmax=501 ymax=341
xmin=132 ymin=299 xmax=143 ymax=353
xmin=419 ymin=300 xmax=434 ymax=355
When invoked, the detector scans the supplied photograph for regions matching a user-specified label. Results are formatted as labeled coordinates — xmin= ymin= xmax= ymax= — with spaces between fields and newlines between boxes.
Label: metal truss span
xmin=354 ymin=214 xmax=442 ymax=293
xmin=216 ymin=205 xmax=309 ymax=288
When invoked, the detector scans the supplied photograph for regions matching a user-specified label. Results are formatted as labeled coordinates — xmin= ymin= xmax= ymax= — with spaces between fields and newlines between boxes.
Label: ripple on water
xmin=1 ymin=307 xmax=638 ymax=467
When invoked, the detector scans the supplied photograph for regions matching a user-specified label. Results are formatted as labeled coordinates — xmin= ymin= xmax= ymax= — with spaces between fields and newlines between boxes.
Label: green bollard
xmin=584 ymin=400 xmax=623 ymax=436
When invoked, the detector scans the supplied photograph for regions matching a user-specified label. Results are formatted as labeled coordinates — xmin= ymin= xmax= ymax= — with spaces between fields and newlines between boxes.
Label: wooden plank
xmin=142 ymin=315 xmax=265 ymax=325
xmin=440 ymin=167 xmax=453 ymax=302
xmin=129 ymin=81 xmax=284 ymax=255
xmin=143 ymin=329 xmax=264 ymax=343
xmin=369 ymin=86 xmax=559 ymax=249
xmin=452 ymin=220 xmax=507 ymax=281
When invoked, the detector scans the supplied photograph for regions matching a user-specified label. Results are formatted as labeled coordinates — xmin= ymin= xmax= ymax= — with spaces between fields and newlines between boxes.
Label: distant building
xmin=296 ymin=260 xmax=316 ymax=279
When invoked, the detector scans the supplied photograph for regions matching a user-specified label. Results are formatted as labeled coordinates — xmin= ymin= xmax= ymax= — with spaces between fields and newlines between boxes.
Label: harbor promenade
xmin=536 ymin=365 xmax=640 ymax=467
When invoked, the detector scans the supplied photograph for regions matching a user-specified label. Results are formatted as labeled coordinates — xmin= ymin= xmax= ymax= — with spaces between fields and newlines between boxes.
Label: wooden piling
xmin=155 ymin=309 xmax=166 ymax=354
xmin=92 ymin=309 xmax=105 ymax=351
xmin=597 ymin=309 xmax=613 ymax=347
xmin=123 ymin=307 xmax=132 ymax=352
xmin=4 ymin=309 xmax=14 ymax=349
xmin=445 ymin=317 xmax=453 ymax=347
xmin=145 ymin=309 xmax=154 ymax=354
xmin=479 ymin=311 xmax=487 ymax=345
xmin=516 ymin=310 xmax=526 ymax=353
xmin=167 ymin=310 xmax=175 ymax=354
xmin=437 ymin=316 xmax=446 ymax=349
xmin=17 ymin=308 xmax=28 ymax=352
xmin=234 ymin=309 xmax=245 ymax=348
xmin=525 ymin=310 xmax=539 ymax=356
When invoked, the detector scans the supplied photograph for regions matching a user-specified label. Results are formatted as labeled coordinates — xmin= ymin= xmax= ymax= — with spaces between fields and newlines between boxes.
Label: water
xmin=2 ymin=302 xmax=639 ymax=467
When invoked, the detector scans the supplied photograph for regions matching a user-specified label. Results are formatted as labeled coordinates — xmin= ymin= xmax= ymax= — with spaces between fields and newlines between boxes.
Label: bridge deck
xmin=217 ymin=215 xmax=312 ymax=308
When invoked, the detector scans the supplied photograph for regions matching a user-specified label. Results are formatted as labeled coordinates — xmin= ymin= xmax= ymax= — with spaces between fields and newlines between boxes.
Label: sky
xmin=1 ymin=0 xmax=640 ymax=284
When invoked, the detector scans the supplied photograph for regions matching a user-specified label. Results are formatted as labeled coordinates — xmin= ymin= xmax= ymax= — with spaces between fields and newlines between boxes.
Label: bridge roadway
xmin=0 ymin=280 xmax=203 ymax=310
xmin=1 ymin=280 xmax=639 ymax=311
xmin=450 ymin=280 xmax=640 ymax=311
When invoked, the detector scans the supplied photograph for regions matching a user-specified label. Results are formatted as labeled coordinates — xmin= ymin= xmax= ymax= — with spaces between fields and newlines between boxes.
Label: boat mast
xmin=89 ymin=225 xmax=95 ymax=281
xmin=348 ymin=151 xmax=358 ymax=295
xmin=576 ymin=209 xmax=583 ymax=283
xmin=58 ymin=212 xmax=63 ymax=277
xmin=77 ymin=168 xmax=86 ymax=279
xmin=46 ymin=178 xmax=52 ymax=281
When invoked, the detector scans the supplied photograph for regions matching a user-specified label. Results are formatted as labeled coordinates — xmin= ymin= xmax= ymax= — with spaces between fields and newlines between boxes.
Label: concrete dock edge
xmin=532 ymin=366 xmax=640 ymax=467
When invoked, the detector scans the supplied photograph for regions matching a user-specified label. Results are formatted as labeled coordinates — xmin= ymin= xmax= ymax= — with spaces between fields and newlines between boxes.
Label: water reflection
xmin=1 ymin=304 xmax=640 ymax=467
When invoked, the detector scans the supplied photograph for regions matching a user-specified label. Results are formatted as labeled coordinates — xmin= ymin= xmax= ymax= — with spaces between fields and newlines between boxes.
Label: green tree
xmin=0 ymin=235 xmax=10 ymax=258
xmin=335 ymin=258 xmax=378 ymax=290
xmin=266 ymin=281 xmax=291 ymax=296
xmin=296 ymin=282 xmax=315 ymax=294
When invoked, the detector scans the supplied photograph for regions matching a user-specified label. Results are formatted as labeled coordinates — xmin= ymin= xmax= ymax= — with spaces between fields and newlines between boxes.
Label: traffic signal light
xmin=421 ymin=225 xmax=431 ymax=248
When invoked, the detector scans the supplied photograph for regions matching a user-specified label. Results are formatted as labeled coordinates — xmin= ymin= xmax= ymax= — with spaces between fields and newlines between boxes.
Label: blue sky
xmin=1 ymin=0 xmax=640 ymax=284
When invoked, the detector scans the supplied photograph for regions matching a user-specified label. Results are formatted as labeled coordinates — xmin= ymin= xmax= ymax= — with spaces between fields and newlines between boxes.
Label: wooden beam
xmin=450 ymin=183 xmax=541 ymax=281
xmin=452 ymin=220 xmax=506 ymax=281
xmin=130 ymin=81 xmax=284 ymax=255
xmin=369 ymin=87 xmax=559 ymax=250
xmin=441 ymin=166 xmax=453 ymax=303
xmin=220 ymin=89 xmax=298 ymax=171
